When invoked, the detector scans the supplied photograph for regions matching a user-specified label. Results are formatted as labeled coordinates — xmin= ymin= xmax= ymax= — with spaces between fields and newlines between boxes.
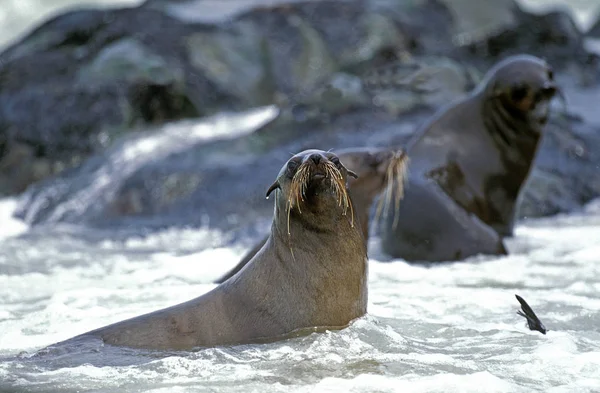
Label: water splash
xmin=17 ymin=105 xmax=279 ymax=225
xmin=0 ymin=198 xmax=28 ymax=240
xmin=1 ymin=198 xmax=600 ymax=392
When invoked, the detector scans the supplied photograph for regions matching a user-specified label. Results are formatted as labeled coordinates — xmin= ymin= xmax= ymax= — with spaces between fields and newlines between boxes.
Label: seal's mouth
xmin=285 ymin=157 xmax=354 ymax=234
xmin=290 ymin=160 xmax=344 ymax=204
xmin=530 ymin=84 xmax=558 ymax=126
xmin=311 ymin=172 xmax=326 ymax=181
xmin=510 ymin=81 xmax=559 ymax=128
xmin=531 ymin=100 xmax=550 ymax=126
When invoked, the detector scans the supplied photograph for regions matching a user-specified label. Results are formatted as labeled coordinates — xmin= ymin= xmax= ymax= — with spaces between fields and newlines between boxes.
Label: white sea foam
xmin=23 ymin=105 xmax=279 ymax=224
xmin=0 ymin=198 xmax=28 ymax=240
xmin=1 ymin=198 xmax=600 ymax=392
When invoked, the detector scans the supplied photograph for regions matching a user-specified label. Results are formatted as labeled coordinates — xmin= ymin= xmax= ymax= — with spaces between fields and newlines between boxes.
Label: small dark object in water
xmin=515 ymin=294 xmax=547 ymax=335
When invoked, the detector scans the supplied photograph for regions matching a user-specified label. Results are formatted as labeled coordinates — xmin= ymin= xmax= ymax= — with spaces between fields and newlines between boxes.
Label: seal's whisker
xmin=286 ymin=165 xmax=311 ymax=241
xmin=392 ymin=152 xmax=410 ymax=229
xmin=374 ymin=151 xmax=410 ymax=229
xmin=286 ymin=199 xmax=292 ymax=236
xmin=554 ymin=86 xmax=575 ymax=135
xmin=323 ymin=161 xmax=354 ymax=227
xmin=325 ymin=163 xmax=345 ymax=209
xmin=555 ymin=86 xmax=568 ymax=113
xmin=288 ymin=160 xmax=355 ymax=229
xmin=375 ymin=160 xmax=395 ymax=225
xmin=374 ymin=189 xmax=386 ymax=227
xmin=289 ymin=164 xmax=311 ymax=214
xmin=384 ymin=163 xmax=394 ymax=219
xmin=285 ymin=196 xmax=296 ymax=258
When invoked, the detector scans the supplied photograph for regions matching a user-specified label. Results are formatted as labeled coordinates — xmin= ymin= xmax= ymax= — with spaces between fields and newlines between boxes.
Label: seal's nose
xmin=541 ymin=83 xmax=556 ymax=98
xmin=310 ymin=153 xmax=322 ymax=165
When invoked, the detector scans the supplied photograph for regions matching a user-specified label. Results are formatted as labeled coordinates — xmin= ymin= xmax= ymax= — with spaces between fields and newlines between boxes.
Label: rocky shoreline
xmin=1 ymin=0 xmax=599 ymax=242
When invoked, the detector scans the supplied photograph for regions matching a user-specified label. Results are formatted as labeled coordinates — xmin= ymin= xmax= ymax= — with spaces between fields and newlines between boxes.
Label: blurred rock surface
xmin=0 ymin=0 xmax=598 ymax=239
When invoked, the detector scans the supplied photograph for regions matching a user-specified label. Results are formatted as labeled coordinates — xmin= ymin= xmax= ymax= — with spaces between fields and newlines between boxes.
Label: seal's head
xmin=483 ymin=54 xmax=557 ymax=130
xmin=336 ymin=147 xmax=398 ymax=196
xmin=336 ymin=146 xmax=410 ymax=231
xmin=266 ymin=149 xmax=358 ymax=233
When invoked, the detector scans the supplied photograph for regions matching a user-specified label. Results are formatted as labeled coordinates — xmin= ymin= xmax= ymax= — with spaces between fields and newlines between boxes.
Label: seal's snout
xmin=310 ymin=153 xmax=322 ymax=165
xmin=540 ymin=83 xmax=557 ymax=99
xmin=305 ymin=152 xmax=327 ymax=180
xmin=530 ymin=82 xmax=558 ymax=126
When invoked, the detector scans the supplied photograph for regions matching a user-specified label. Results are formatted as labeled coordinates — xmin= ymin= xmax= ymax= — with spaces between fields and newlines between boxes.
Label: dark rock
xmin=0 ymin=0 xmax=426 ymax=196
xmin=0 ymin=142 xmax=56 ymax=196
xmin=518 ymin=114 xmax=600 ymax=219
xmin=0 ymin=6 xmax=220 ymax=189
xmin=454 ymin=5 xmax=598 ymax=86
xmin=4 ymin=0 xmax=600 ymax=236
xmin=14 ymin=105 xmax=280 ymax=226
xmin=485 ymin=8 xmax=585 ymax=61
xmin=362 ymin=56 xmax=476 ymax=115
xmin=15 ymin=80 xmax=600 ymax=241
xmin=13 ymin=104 xmax=423 ymax=235
xmin=587 ymin=14 xmax=600 ymax=37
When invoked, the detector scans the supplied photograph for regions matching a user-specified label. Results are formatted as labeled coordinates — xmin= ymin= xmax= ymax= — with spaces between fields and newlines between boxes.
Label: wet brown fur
xmin=380 ymin=54 xmax=558 ymax=263
xmin=48 ymin=150 xmax=368 ymax=351
xmin=214 ymin=147 xmax=408 ymax=285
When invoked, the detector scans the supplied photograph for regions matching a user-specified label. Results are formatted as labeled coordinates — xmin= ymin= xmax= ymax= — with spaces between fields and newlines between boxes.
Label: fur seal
xmin=214 ymin=147 xmax=409 ymax=284
xmin=49 ymin=149 xmax=368 ymax=351
xmin=381 ymin=54 xmax=557 ymax=262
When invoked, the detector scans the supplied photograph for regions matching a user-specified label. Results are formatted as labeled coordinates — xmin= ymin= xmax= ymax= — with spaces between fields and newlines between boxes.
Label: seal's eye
xmin=547 ymin=69 xmax=554 ymax=80
xmin=511 ymin=84 xmax=529 ymax=102
xmin=287 ymin=160 xmax=299 ymax=173
xmin=331 ymin=157 xmax=341 ymax=167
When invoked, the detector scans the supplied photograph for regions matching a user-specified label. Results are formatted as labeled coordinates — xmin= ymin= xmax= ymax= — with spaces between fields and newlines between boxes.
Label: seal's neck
xmin=271 ymin=190 xmax=366 ymax=267
xmin=263 ymin=194 xmax=367 ymax=324
xmin=272 ymin=198 xmax=358 ymax=240
xmin=347 ymin=184 xmax=382 ymax=240
xmin=482 ymin=94 xmax=542 ymax=167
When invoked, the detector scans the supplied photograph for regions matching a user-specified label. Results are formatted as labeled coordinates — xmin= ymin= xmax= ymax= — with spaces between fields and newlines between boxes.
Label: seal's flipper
xmin=515 ymin=294 xmax=547 ymax=335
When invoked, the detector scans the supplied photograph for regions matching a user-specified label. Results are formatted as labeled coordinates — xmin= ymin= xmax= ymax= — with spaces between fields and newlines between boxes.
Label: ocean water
xmin=1 ymin=195 xmax=600 ymax=392
xmin=0 ymin=0 xmax=144 ymax=50
xmin=1 ymin=0 xmax=600 ymax=392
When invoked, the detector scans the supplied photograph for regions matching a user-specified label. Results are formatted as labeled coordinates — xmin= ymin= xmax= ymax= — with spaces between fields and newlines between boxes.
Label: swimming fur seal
xmin=49 ymin=149 xmax=368 ymax=351
xmin=380 ymin=54 xmax=558 ymax=262
xmin=214 ymin=147 xmax=409 ymax=284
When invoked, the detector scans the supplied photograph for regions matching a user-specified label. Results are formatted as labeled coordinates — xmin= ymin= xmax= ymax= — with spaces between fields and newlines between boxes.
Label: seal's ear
xmin=347 ymin=169 xmax=359 ymax=179
xmin=265 ymin=181 xmax=280 ymax=199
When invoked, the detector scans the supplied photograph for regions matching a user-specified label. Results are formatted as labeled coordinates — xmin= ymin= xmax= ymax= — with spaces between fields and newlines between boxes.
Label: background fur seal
xmin=215 ymin=146 xmax=408 ymax=284
xmin=380 ymin=54 xmax=557 ymax=262
xmin=49 ymin=149 xmax=367 ymax=351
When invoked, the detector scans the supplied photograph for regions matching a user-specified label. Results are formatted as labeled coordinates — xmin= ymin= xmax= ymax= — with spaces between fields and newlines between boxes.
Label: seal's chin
xmin=304 ymin=173 xmax=333 ymax=195
xmin=529 ymin=99 xmax=551 ymax=127
xmin=529 ymin=84 xmax=557 ymax=127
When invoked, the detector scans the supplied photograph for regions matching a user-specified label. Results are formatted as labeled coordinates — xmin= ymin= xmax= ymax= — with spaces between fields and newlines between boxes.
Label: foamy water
xmin=0 ymin=199 xmax=29 ymax=240
xmin=1 ymin=0 xmax=600 ymax=392
xmin=1 ymin=199 xmax=600 ymax=392
xmin=17 ymin=105 xmax=279 ymax=225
